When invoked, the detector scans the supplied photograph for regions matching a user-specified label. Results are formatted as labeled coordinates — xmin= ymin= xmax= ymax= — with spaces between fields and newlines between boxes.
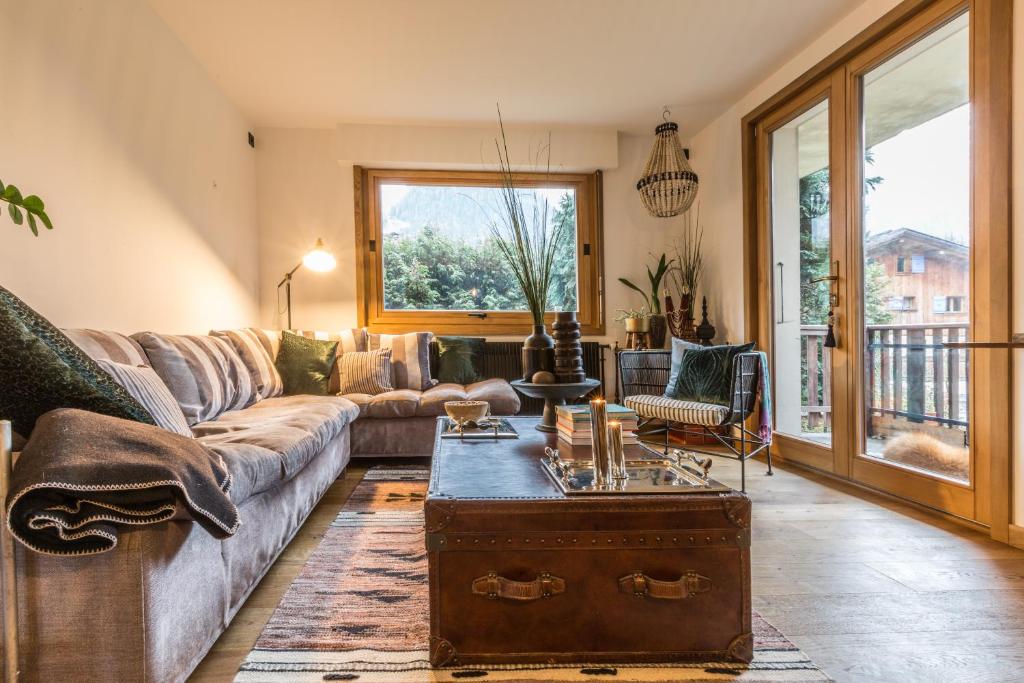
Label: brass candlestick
xmin=609 ymin=421 xmax=628 ymax=482
xmin=589 ymin=398 xmax=612 ymax=487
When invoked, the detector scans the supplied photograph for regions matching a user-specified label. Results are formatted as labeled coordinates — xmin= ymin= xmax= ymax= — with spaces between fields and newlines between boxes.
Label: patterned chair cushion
xmin=624 ymin=394 xmax=729 ymax=427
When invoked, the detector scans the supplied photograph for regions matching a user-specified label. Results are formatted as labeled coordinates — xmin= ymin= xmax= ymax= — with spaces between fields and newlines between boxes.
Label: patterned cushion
xmin=369 ymin=331 xmax=435 ymax=391
xmin=0 ymin=286 xmax=156 ymax=436
xmin=625 ymin=394 xmax=728 ymax=427
xmin=436 ymin=336 xmax=484 ymax=384
xmin=670 ymin=342 xmax=755 ymax=405
xmin=664 ymin=338 xmax=703 ymax=397
xmin=292 ymin=329 xmax=367 ymax=393
xmin=275 ymin=332 xmax=339 ymax=396
xmin=95 ymin=360 xmax=193 ymax=437
xmin=132 ymin=332 xmax=258 ymax=425
xmin=338 ymin=349 xmax=394 ymax=395
xmin=212 ymin=328 xmax=284 ymax=399
xmin=63 ymin=329 xmax=149 ymax=365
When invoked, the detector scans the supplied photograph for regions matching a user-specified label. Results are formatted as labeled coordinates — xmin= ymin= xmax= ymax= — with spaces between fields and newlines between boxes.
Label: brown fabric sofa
xmin=11 ymin=329 xmax=521 ymax=682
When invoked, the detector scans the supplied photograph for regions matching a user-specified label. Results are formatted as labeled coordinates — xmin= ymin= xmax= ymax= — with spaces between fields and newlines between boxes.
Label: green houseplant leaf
xmin=2 ymin=178 xmax=54 ymax=235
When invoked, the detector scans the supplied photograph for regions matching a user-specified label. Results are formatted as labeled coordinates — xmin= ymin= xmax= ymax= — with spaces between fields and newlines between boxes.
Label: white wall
xmin=0 ymin=0 xmax=258 ymax=333
xmin=255 ymin=124 xmax=707 ymax=393
xmin=689 ymin=0 xmax=1024 ymax=524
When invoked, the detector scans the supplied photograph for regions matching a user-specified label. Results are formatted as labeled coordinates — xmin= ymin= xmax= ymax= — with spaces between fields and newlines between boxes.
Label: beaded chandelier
xmin=636 ymin=110 xmax=699 ymax=217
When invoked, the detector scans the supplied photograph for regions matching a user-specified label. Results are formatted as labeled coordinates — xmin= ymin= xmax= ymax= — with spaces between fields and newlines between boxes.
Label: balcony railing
xmin=801 ymin=323 xmax=969 ymax=434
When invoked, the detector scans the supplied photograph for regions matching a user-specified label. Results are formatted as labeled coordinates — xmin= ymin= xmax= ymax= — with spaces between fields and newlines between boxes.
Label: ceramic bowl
xmin=444 ymin=400 xmax=490 ymax=426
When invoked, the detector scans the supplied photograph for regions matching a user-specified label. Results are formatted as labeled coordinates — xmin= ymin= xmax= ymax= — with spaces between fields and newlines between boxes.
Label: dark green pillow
xmin=0 ymin=286 xmax=156 ymax=436
xmin=276 ymin=331 xmax=339 ymax=395
xmin=436 ymin=336 xmax=485 ymax=384
xmin=671 ymin=342 xmax=755 ymax=406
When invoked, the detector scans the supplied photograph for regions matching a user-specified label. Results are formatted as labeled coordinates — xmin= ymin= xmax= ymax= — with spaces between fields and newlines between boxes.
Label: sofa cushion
xmin=63 ymin=329 xmax=149 ymax=365
xmin=95 ymin=360 xmax=193 ymax=437
xmin=436 ymin=336 xmax=484 ymax=384
xmin=275 ymin=332 xmax=339 ymax=396
xmin=133 ymin=332 xmax=257 ymax=424
xmin=466 ymin=378 xmax=521 ymax=415
xmin=369 ymin=331 xmax=435 ymax=391
xmin=193 ymin=395 xmax=358 ymax=502
xmin=338 ymin=348 xmax=394 ymax=395
xmin=212 ymin=328 xmax=284 ymax=399
xmin=292 ymin=328 xmax=367 ymax=394
xmin=417 ymin=383 xmax=470 ymax=417
xmin=0 ymin=286 xmax=156 ymax=436
xmin=343 ymin=389 xmax=421 ymax=419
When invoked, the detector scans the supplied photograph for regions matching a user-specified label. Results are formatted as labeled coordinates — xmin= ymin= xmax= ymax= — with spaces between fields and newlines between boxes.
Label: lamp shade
xmin=636 ymin=117 xmax=699 ymax=218
xmin=302 ymin=238 xmax=336 ymax=272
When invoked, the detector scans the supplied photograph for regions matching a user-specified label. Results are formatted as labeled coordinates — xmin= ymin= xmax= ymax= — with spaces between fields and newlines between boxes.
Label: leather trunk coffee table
xmin=425 ymin=416 xmax=752 ymax=667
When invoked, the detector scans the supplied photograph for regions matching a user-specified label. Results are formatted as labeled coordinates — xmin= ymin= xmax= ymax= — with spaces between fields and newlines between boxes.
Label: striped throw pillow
xmin=95 ymin=360 xmax=193 ymax=437
xmin=64 ymin=329 xmax=150 ymax=365
xmin=292 ymin=328 xmax=367 ymax=393
xmin=212 ymin=328 xmax=284 ymax=399
xmin=368 ymin=331 xmax=435 ymax=391
xmin=338 ymin=349 xmax=394 ymax=395
xmin=132 ymin=332 xmax=258 ymax=425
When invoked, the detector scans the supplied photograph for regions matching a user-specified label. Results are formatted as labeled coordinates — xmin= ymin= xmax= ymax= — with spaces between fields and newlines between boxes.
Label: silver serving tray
xmin=541 ymin=446 xmax=732 ymax=495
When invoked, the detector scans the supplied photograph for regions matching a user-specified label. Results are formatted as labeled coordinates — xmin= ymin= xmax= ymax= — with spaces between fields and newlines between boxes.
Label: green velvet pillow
xmin=670 ymin=342 xmax=755 ymax=406
xmin=436 ymin=336 xmax=485 ymax=384
xmin=275 ymin=331 xmax=339 ymax=395
xmin=0 ymin=286 xmax=156 ymax=436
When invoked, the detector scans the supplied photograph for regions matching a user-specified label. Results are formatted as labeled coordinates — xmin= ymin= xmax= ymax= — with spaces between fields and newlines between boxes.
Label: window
xmin=934 ymin=295 xmax=965 ymax=313
xmin=896 ymin=256 xmax=907 ymax=273
xmin=355 ymin=168 xmax=603 ymax=334
xmin=911 ymin=254 xmax=926 ymax=273
xmin=888 ymin=295 xmax=916 ymax=311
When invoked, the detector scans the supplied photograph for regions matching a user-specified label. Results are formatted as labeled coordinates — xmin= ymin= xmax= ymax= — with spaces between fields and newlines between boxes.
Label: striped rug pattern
xmin=236 ymin=467 xmax=832 ymax=682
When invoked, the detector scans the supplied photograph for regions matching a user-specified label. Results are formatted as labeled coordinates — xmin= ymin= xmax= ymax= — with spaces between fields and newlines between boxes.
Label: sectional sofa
xmin=12 ymin=328 xmax=519 ymax=682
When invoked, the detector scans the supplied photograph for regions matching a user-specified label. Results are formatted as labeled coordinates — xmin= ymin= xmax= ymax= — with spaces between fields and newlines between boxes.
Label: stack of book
xmin=556 ymin=403 xmax=639 ymax=446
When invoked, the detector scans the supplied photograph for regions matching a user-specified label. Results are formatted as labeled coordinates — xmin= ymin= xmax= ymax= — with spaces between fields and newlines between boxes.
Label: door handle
xmin=776 ymin=262 xmax=785 ymax=323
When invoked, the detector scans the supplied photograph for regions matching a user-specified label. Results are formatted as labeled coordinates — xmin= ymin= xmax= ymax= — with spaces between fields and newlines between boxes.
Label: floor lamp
xmin=277 ymin=239 xmax=337 ymax=330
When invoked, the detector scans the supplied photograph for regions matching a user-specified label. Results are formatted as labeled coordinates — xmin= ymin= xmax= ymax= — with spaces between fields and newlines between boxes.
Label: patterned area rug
xmin=236 ymin=467 xmax=831 ymax=682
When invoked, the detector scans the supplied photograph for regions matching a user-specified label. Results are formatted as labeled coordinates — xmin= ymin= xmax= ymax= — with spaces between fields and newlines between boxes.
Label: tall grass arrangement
xmin=669 ymin=205 xmax=704 ymax=317
xmin=489 ymin=107 xmax=572 ymax=325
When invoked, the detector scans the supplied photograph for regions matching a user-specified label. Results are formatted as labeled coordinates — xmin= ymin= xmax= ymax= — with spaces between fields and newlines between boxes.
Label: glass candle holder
xmin=589 ymin=398 xmax=611 ymax=487
xmin=609 ymin=420 xmax=628 ymax=481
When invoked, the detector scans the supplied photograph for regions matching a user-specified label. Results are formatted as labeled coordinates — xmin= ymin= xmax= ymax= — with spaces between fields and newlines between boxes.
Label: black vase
xmin=649 ymin=314 xmax=668 ymax=349
xmin=522 ymin=323 xmax=554 ymax=381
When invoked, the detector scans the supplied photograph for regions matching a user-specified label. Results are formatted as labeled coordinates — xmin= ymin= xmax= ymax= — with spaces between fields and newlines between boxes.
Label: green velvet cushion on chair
xmin=670 ymin=342 xmax=755 ymax=406
xmin=0 ymin=286 xmax=156 ymax=436
xmin=436 ymin=336 xmax=484 ymax=384
xmin=275 ymin=331 xmax=339 ymax=396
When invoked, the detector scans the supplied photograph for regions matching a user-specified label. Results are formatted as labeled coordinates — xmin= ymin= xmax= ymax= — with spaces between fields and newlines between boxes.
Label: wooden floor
xmin=191 ymin=455 xmax=1024 ymax=683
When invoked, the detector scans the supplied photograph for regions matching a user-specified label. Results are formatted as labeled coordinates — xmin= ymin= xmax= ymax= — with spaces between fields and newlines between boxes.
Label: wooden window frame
xmin=741 ymin=0 xmax=1011 ymax=539
xmin=354 ymin=167 xmax=604 ymax=335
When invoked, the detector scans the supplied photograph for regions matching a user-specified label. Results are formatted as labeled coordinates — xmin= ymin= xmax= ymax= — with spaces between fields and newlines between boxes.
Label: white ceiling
xmin=148 ymin=0 xmax=862 ymax=137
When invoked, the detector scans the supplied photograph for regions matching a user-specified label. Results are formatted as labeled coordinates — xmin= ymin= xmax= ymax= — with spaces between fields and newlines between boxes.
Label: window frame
xmin=354 ymin=167 xmax=604 ymax=335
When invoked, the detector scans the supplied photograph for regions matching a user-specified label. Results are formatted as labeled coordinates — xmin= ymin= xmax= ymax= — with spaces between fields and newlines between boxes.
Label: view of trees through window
xmin=380 ymin=184 xmax=577 ymax=312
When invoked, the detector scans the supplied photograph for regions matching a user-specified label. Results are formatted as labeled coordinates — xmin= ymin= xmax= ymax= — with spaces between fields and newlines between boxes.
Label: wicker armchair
xmin=616 ymin=349 xmax=772 ymax=492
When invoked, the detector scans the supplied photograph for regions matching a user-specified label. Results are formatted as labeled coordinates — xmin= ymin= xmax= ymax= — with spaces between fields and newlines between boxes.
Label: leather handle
xmin=618 ymin=570 xmax=712 ymax=600
xmin=472 ymin=571 xmax=566 ymax=601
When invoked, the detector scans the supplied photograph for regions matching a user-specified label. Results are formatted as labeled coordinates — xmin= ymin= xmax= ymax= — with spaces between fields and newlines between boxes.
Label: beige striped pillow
xmin=95 ymin=360 xmax=193 ymax=437
xmin=63 ymin=329 xmax=150 ymax=365
xmin=338 ymin=349 xmax=394 ymax=395
xmin=212 ymin=328 xmax=284 ymax=399
xmin=368 ymin=331 xmax=435 ymax=391
xmin=132 ymin=333 xmax=258 ymax=425
xmin=291 ymin=328 xmax=367 ymax=393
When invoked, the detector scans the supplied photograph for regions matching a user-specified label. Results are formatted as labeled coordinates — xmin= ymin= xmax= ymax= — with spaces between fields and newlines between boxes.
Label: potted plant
xmin=667 ymin=207 xmax=703 ymax=339
xmin=618 ymin=254 xmax=672 ymax=348
xmin=488 ymin=112 xmax=572 ymax=381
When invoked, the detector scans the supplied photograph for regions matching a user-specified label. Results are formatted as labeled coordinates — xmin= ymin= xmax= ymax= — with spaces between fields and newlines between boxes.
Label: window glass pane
xmin=861 ymin=12 xmax=969 ymax=482
xmin=380 ymin=184 xmax=577 ymax=312
xmin=770 ymin=98 xmax=832 ymax=446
